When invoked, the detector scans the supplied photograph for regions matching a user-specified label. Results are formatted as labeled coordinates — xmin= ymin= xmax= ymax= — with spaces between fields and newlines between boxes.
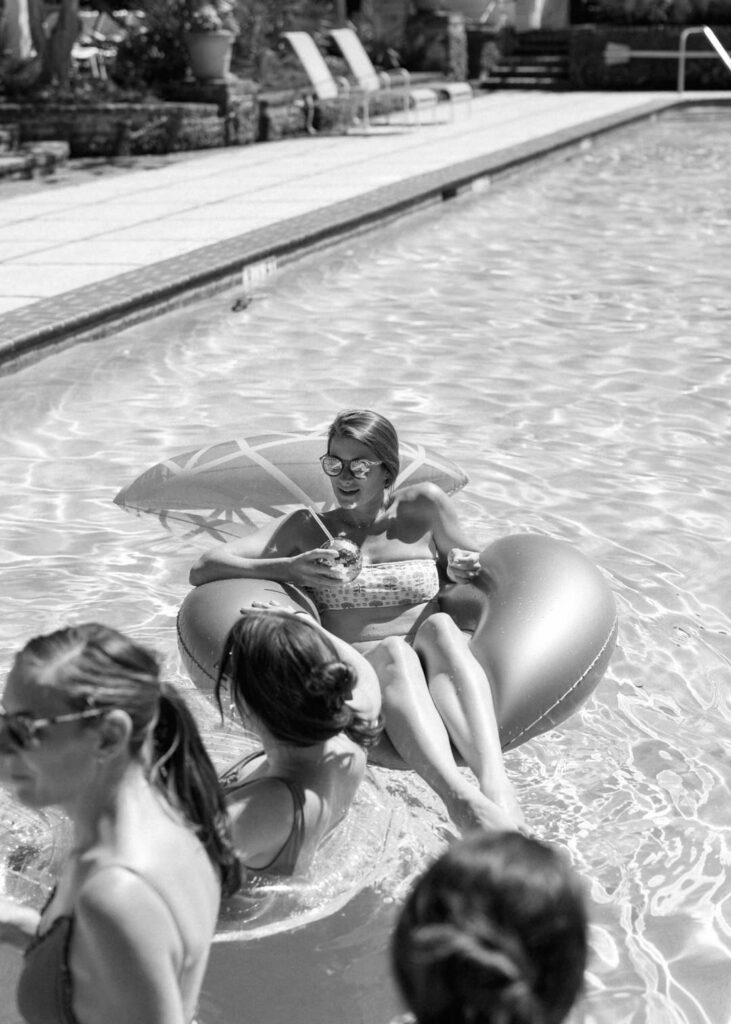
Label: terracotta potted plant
xmin=184 ymin=1 xmax=239 ymax=82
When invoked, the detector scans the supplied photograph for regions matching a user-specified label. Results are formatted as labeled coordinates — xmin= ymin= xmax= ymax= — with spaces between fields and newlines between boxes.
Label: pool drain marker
xmin=241 ymin=257 xmax=278 ymax=294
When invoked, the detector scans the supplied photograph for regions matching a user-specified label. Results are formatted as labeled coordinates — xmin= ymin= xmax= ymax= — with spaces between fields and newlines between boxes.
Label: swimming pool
xmin=0 ymin=106 xmax=729 ymax=1024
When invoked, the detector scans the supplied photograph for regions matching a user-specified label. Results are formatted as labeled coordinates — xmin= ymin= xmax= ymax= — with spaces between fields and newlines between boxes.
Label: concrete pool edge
xmin=0 ymin=94 xmax=725 ymax=372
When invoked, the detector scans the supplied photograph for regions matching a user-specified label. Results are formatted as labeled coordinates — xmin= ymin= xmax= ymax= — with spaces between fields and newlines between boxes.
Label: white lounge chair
xmin=283 ymin=30 xmax=437 ymax=133
xmin=330 ymin=27 xmax=472 ymax=122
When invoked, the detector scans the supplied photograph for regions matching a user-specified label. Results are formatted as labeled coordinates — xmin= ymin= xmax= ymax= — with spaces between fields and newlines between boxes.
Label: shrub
xmin=588 ymin=0 xmax=731 ymax=21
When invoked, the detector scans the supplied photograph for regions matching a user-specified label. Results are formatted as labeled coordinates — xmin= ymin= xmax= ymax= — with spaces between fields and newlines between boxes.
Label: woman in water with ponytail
xmin=0 ymin=622 xmax=240 ymax=1024
xmin=216 ymin=608 xmax=382 ymax=876
xmin=392 ymin=831 xmax=588 ymax=1024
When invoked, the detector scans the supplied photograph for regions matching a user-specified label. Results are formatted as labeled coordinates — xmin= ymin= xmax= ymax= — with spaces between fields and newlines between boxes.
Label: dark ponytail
xmin=152 ymin=685 xmax=241 ymax=897
xmin=304 ymin=660 xmax=382 ymax=749
xmin=392 ymin=832 xmax=588 ymax=1024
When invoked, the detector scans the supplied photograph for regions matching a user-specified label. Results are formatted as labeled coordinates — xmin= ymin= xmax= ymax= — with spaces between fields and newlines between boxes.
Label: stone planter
xmin=185 ymin=30 xmax=235 ymax=82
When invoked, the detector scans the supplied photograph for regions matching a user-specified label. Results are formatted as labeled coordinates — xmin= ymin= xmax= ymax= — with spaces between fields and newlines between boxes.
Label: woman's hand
xmin=286 ymin=549 xmax=343 ymax=587
xmin=446 ymin=548 xmax=482 ymax=584
xmin=0 ymin=896 xmax=40 ymax=950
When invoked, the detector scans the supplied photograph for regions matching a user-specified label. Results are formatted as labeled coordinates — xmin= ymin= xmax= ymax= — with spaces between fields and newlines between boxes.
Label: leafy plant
xmin=184 ymin=1 xmax=240 ymax=34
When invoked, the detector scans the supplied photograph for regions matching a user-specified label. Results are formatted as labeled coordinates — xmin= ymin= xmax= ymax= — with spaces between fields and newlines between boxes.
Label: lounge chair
xmin=282 ymin=31 xmax=438 ymax=133
xmin=282 ymin=31 xmax=356 ymax=134
xmin=330 ymin=27 xmax=473 ymax=122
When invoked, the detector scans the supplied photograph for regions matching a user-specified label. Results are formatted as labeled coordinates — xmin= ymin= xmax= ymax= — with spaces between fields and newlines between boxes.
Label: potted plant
xmin=184 ymin=1 xmax=239 ymax=82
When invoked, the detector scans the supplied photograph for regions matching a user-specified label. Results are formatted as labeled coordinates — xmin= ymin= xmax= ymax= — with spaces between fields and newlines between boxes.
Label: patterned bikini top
xmin=307 ymin=558 xmax=440 ymax=613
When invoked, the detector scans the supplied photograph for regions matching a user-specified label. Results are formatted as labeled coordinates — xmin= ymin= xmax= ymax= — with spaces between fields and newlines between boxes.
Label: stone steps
xmin=477 ymin=29 xmax=570 ymax=91
xmin=0 ymin=131 xmax=70 ymax=180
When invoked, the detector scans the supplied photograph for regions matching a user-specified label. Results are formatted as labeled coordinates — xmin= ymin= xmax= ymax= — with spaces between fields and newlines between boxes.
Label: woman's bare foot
xmin=484 ymin=780 xmax=528 ymax=835
xmin=444 ymin=788 xmax=521 ymax=835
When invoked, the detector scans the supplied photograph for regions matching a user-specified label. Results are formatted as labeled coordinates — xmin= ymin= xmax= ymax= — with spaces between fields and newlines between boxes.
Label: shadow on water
xmin=203 ymin=890 xmax=403 ymax=1024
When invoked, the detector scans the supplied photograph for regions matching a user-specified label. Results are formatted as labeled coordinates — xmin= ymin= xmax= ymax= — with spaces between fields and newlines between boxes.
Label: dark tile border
xmin=0 ymin=96 xmax=714 ymax=372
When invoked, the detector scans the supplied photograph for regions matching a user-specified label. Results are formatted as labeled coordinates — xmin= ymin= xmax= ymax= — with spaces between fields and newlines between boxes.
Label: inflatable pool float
xmin=177 ymin=533 xmax=617 ymax=752
xmin=114 ymin=432 xmax=468 ymax=539
xmin=214 ymin=766 xmax=398 ymax=942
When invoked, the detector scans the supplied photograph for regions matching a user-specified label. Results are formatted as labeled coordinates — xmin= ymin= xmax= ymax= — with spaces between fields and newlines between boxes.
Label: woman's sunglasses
xmin=0 ymin=708 xmax=106 ymax=750
xmin=320 ymin=455 xmax=383 ymax=479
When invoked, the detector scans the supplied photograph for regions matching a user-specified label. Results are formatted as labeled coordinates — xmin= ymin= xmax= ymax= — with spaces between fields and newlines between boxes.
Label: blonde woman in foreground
xmin=0 ymin=623 xmax=240 ymax=1024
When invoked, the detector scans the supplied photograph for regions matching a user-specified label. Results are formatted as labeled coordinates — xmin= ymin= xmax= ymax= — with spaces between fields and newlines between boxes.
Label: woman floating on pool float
xmin=0 ymin=623 xmax=240 ymax=1024
xmin=216 ymin=607 xmax=382 ymax=876
xmin=191 ymin=408 xmax=522 ymax=835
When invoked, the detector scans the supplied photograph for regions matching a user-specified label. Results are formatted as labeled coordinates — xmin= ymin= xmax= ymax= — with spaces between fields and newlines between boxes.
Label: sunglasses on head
xmin=0 ymin=708 xmax=106 ymax=750
xmin=319 ymin=455 xmax=383 ymax=479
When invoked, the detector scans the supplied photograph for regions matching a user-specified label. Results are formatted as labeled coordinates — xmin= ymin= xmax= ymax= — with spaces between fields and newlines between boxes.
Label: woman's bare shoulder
xmin=392 ymin=482 xmax=452 ymax=520
xmin=227 ymin=778 xmax=299 ymax=859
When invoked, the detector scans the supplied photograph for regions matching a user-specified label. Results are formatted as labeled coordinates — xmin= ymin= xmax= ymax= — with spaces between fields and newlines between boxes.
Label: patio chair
xmin=282 ymin=31 xmax=357 ymax=134
xmin=330 ymin=27 xmax=473 ymax=122
xmin=283 ymin=31 xmax=437 ymax=133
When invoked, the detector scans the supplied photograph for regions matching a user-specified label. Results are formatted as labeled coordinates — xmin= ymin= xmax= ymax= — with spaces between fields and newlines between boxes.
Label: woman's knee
xmin=416 ymin=612 xmax=464 ymax=649
xmin=369 ymin=635 xmax=419 ymax=681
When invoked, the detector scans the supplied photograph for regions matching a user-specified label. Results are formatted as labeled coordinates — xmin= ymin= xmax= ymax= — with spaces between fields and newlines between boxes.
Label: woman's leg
xmin=367 ymin=636 xmax=518 ymax=834
xmin=413 ymin=613 xmax=524 ymax=829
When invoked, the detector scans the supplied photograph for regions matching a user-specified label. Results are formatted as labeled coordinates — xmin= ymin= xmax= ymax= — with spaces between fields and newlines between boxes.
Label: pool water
xmin=1 ymin=107 xmax=730 ymax=1024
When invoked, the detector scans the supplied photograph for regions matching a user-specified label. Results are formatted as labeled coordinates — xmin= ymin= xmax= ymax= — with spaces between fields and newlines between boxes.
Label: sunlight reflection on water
xmin=0 ymin=108 xmax=730 ymax=1024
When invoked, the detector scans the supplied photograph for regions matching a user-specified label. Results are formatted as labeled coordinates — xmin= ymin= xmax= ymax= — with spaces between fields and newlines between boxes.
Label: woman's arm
xmin=293 ymin=611 xmax=382 ymax=724
xmin=189 ymin=509 xmax=338 ymax=587
xmin=71 ymin=870 xmax=193 ymax=1024
xmin=405 ymin=484 xmax=483 ymax=582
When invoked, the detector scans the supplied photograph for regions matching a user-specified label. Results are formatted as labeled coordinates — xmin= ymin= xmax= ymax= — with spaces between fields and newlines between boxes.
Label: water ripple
xmin=0 ymin=111 xmax=729 ymax=1024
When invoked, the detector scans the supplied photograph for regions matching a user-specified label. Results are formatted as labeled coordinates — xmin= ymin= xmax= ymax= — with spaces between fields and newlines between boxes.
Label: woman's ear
xmin=95 ymin=710 xmax=133 ymax=761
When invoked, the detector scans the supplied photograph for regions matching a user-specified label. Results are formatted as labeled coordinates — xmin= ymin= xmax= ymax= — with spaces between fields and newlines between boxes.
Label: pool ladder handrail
xmin=603 ymin=25 xmax=731 ymax=93
xmin=678 ymin=26 xmax=731 ymax=93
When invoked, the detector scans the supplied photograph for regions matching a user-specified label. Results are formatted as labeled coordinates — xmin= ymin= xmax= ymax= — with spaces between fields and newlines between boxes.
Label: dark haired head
xmin=12 ymin=623 xmax=240 ymax=896
xmin=215 ymin=610 xmax=381 ymax=749
xmin=327 ymin=409 xmax=400 ymax=489
xmin=392 ymin=831 xmax=588 ymax=1024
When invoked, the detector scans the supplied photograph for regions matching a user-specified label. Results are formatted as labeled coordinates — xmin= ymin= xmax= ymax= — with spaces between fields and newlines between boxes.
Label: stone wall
xmin=161 ymin=79 xmax=259 ymax=145
xmin=2 ymin=101 xmax=226 ymax=157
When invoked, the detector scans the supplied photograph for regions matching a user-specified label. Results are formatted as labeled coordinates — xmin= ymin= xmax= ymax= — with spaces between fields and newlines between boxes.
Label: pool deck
xmin=0 ymin=88 xmax=727 ymax=369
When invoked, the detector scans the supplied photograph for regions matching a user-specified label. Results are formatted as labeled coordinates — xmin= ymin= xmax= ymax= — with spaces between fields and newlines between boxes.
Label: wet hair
xmin=392 ymin=831 xmax=588 ymax=1024
xmin=327 ymin=409 xmax=400 ymax=488
xmin=13 ymin=623 xmax=241 ymax=897
xmin=215 ymin=609 xmax=382 ymax=749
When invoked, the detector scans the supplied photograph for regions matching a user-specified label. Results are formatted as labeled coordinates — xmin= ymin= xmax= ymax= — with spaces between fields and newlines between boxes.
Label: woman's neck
xmin=259 ymin=732 xmax=330 ymax=773
xmin=334 ymin=498 xmax=387 ymax=532
xmin=65 ymin=760 xmax=155 ymax=855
